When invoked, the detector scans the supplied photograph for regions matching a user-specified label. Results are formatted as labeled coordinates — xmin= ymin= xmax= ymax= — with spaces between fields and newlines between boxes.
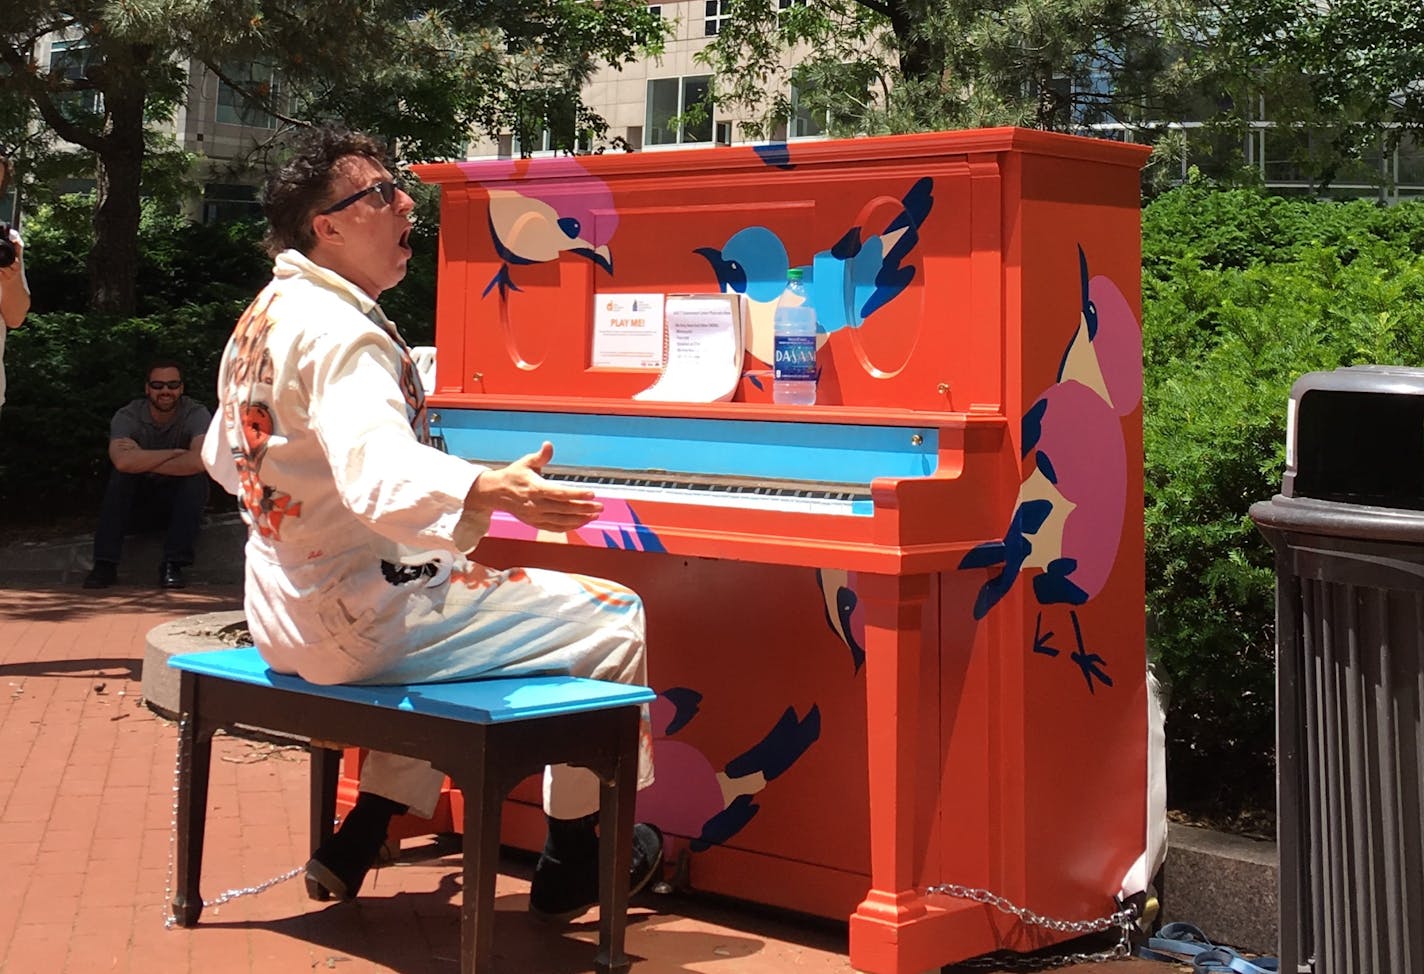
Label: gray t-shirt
xmin=110 ymin=396 xmax=212 ymax=451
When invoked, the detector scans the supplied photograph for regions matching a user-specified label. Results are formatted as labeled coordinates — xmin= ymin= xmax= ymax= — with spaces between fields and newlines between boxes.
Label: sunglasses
xmin=148 ymin=380 xmax=183 ymax=390
xmin=320 ymin=179 xmax=400 ymax=215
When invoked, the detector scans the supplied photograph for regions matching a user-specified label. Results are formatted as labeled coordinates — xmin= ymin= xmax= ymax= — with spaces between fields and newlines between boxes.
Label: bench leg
xmin=595 ymin=709 xmax=639 ymax=974
xmin=454 ymin=755 xmax=502 ymax=974
xmin=306 ymin=745 xmax=341 ymax=901
xmin=172 ymin=673 xmax=214 ymax=927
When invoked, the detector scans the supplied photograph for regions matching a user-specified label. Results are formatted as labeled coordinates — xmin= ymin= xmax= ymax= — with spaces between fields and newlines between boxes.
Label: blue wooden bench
xmin=167 ymin=646 xmax=655 ymax=974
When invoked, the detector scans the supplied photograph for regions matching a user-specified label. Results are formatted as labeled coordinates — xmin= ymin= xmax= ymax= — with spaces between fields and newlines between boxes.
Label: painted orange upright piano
xmin=365 ymin=128 xmax=1152 ymax=973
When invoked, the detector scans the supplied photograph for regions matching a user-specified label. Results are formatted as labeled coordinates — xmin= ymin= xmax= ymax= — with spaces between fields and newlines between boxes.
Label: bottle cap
xmin=787 ymin=268 xmax=804 ymax=281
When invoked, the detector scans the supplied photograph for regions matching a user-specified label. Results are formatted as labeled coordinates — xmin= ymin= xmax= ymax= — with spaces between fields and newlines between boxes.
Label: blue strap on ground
xmin=1137 ymin=921 xmax=1279 ymax=974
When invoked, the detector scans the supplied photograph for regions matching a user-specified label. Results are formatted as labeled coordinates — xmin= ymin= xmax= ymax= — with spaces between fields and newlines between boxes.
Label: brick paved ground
xmin=0 ymin=578 xmax=1179 ymax=974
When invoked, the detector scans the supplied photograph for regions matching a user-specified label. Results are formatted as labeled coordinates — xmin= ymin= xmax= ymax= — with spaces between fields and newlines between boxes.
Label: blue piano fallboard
xmin=429 ymin=409 xmax=940 ymax=488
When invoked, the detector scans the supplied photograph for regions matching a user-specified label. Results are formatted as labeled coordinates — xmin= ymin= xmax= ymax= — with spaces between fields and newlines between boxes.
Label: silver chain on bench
xmin=924 ymin=883 xmax=1139 ymax=969
xmin=163 ymin=715 xmax=305 ymax=930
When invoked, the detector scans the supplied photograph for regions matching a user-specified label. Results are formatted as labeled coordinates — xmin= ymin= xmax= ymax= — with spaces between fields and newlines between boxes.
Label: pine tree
xmin=0 ymin=0 xmax=667 ymax=313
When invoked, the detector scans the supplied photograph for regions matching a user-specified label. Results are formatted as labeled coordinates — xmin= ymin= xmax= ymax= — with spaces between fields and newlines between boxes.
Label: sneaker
xmin=529 ymin=822 xmax=664 ymax=922
xmin=159 ymin=562 xmax=187 ymax=589
xmin=83 ymin=562 xmax=118 ymax=589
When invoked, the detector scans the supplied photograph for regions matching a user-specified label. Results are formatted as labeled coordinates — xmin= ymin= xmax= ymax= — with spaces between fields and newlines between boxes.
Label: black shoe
xmin=159 ymin=562 xmax=186 ymax=589
xmin=83 ymin=562 xmax=118 ymax=589
xmin=529 ymin=822 xmax=664 ymax=922
xmin=305 ymin=793 xmax=405 ymax=901
xmin=305 ymin=841 xmax=374 ymax=902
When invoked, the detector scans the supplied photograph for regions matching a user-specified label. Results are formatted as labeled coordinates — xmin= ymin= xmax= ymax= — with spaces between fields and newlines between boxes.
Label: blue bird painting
xmin=694 ymin=177 xmax=934 ymax=364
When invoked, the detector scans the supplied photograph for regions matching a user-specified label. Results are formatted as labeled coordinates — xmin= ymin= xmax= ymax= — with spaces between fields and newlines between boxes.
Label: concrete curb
xmin=141 ymin=609 xmax=249 ymax=718
xmin=1161 ymin=822 xmax=1278 ymax=955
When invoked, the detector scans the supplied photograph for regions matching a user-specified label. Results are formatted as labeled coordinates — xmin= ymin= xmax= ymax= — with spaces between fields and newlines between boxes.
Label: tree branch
xmin=200 ymin=60 xmax=311 ymax=129
xmin=0 ymin=43 xmax=104 ymax=154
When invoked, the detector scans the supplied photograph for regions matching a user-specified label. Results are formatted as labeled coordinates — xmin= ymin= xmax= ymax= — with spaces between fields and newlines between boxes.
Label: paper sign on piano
xmin=633 ymin=293 xmax=746 ymax=404
xmin=591 ymin=292 xmax=666 ymax=369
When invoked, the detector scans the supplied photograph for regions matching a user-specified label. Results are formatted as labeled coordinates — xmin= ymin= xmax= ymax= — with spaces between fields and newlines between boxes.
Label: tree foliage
xmin=1200 ymin=0 xmax=1424 ymax=191
xmin=699 ymin=0 xmax=1210 ymax=139
xmin=0 ymin=0 xmax=668 ymax=312
xmin=701 ymin=0 xmax=1424 ymax=197
xmin=1141 ymin=181 xmax=1424 ymax=824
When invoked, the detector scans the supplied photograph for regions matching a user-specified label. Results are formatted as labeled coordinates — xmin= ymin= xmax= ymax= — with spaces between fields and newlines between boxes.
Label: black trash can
xmin=1250 ymin=365 xmax=1424 ymax=974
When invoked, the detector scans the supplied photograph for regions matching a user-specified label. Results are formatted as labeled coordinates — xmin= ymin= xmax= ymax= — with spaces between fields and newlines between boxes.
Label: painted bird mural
xmin=637 ymin=688 xmax=822 ymax=851
xmin=958 ymin=246 xmax=1142 ymax=693
xmin=817 ymin=567 xmax=865 ymax=673
xmin=694 ymin=177 xmax=934 ymax=364
xmin=463 ymin=156 xmax=619 ymax=299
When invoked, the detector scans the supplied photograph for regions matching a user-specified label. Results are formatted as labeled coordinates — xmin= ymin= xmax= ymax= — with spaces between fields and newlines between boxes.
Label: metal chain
xmin=924 ymin=883 xmax=1139 ymax=970
xmin=164 ymin=714 xmax=305 ymax=930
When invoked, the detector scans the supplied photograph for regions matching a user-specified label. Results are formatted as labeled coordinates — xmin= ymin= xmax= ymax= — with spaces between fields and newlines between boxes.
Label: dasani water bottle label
xmin=773 ymin=335 xmax=818 ymax=380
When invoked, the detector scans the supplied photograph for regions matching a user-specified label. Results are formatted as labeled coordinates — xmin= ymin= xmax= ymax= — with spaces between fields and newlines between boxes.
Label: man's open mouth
xmin=399 ymin=227 xmax=412 ymax=251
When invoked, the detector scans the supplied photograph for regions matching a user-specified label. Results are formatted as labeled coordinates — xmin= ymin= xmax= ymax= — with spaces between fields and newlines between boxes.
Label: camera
xmin=0 ymin=223 xmax=15 ymax=269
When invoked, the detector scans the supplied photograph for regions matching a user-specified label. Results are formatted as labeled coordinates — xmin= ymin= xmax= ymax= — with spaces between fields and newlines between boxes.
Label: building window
xmin=789 ymin=82 xmax=828 ymax=139
xmin=647 ymin=76 xmax=713 ymax=146
xmin=704 ymin=0 xmax=730 ymax=36
xmin=202 ymin=183 xmax=262 ymax=224
xmin=49 ymin=40 xmax=102 ymax=120
xmin=1397 ymin=132 xmax=1424 ymax=191
xmin=511 ymin=127 xmax=587 ymax=157
xmin=216 ymin=62 xmax=278 ymax=128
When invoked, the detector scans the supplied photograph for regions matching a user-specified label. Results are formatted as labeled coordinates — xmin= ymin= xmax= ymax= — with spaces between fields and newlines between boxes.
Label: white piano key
xmin=582 ymin=480 xmax=866 ymax=516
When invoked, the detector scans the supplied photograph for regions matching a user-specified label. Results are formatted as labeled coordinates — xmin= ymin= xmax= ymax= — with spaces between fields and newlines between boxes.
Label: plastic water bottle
xmin=773 ymin=268 xmax=817 ymax=405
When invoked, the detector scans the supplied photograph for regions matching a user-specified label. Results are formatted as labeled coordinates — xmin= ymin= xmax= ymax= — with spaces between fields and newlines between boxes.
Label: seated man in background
xmin=83 ymin=361 xmax=211 ymax=589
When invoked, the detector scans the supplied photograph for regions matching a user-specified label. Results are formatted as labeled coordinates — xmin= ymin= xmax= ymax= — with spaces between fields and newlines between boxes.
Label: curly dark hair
xmin=261 ymin=126 xmax=389 ymax=257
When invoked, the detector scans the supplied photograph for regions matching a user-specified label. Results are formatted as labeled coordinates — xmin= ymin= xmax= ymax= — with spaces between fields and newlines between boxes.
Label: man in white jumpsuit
xmin=203 ymin=126 xmax=659 ymax=919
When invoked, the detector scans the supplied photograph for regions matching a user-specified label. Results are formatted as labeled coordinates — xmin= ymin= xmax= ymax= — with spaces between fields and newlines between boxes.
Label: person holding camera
xmin=83 ymin=361 xmax=211 ymax=589
xmin=0 ymin=155 xmax=32 ymax=414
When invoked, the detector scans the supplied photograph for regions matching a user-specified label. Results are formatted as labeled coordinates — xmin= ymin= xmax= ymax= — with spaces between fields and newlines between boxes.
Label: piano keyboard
xmin=484 ymin=463 xmax=874 ymax=517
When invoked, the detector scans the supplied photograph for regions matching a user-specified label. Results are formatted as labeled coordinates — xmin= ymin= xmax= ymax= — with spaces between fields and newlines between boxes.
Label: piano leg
xmin=849 ymin=572 xmax=977 ymax=974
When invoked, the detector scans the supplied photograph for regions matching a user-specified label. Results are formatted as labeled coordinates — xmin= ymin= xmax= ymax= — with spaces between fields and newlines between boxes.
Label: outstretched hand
xmin=466 ymin=441 xmax=602 ymax=532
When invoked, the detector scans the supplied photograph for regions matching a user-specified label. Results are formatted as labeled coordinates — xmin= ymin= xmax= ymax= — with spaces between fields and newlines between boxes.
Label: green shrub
xmin=1143 ymin=186 xmax=1424 ymax=825
xmin=20 ymin=196 xmax=273 ymax=316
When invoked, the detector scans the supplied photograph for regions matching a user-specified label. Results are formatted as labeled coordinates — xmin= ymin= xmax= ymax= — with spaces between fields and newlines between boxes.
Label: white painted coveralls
xmin=203 ymin=249 xmax=653 ymax=819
